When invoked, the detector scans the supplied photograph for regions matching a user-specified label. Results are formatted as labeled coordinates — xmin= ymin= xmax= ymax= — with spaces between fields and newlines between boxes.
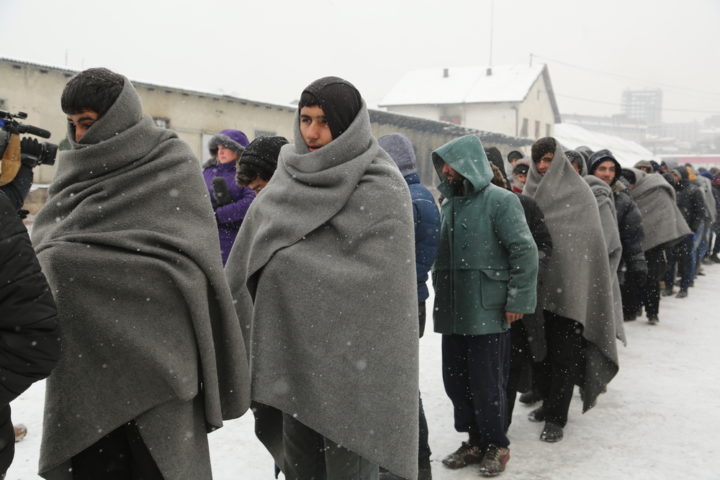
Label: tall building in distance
xmin=622 ymin=88 xmax=663 ymax=125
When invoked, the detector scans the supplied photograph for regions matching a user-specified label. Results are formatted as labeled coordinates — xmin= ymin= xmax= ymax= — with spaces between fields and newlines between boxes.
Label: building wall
xmin=383 ymin=75 xmax=556 ymax=139
xmin=464 ymin=103 xmax=517 ymax=137
xmin=515 ymin=75 xmax=556 ymax=139
xmin=382 ymin=104 xmax=443 ymax=124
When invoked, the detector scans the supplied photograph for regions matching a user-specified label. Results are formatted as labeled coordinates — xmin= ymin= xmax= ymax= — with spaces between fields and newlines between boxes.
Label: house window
xmin=534 ymin=120 xmax=540 ymax=139
xmin=0 ymin=98 xmax=5 ymax=109
xmin=520 ymin=118 xmax=529 ymax=137
xmin=153 ymin=117 xmax=170 ymax=129
xmin=255 ymin=129 xmax=276 ymax=138
xmin=546 ymin=124 xmax=552 ymax=136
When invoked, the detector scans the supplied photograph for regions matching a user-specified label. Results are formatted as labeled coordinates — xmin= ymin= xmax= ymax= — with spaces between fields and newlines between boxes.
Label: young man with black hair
xmin=522 ymin=137 xmax=620 ymax=443
xmin=226 ymin=77 xmax=419 ymax=480
xmin=33 ymin=67 xmax=251 ymax=480
xmin=588 ymin=150 xmax=647 ymax=321
xmin=235 ymin=135 xmax=289 ymax=194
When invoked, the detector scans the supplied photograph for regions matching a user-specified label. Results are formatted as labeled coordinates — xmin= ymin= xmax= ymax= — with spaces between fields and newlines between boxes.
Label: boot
xmin=540 ymin=422 xmax=564 ymax=442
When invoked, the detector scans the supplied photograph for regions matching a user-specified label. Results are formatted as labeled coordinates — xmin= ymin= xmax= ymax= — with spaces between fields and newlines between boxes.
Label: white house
xmin=380 ymin=64 xmax=561 ymax=139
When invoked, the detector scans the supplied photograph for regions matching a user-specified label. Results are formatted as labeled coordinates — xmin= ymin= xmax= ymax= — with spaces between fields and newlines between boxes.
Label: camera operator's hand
xmin=0 ymin=133 xmax=33 ymax=211
xmin=20 ymin=137 xmax=43 ymax=166
xmin=0 ymin=133 xmax=21 ymax=187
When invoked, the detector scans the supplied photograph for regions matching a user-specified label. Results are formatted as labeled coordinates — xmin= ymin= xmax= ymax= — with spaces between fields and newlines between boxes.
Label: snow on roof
xmin=554 ymin=123 xmax=655 ymax=167
xmin=380 ymin=64 xmax=546 ymax=107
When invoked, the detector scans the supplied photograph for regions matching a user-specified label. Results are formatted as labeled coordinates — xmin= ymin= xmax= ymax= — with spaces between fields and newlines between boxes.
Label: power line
xmin=533 ymin=53 xmax=720 ymax=99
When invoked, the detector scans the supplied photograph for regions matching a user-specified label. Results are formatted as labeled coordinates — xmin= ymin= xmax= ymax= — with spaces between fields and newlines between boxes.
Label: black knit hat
xmin=507 ymin=150 xmax=524 ymax=162
xmin=588 ymin=149 xmax=622 ymax=185
xmin=238 ymin=136 xmax=288 ymax=179
xmin=298 ymin=76 xmax=362 ymax=140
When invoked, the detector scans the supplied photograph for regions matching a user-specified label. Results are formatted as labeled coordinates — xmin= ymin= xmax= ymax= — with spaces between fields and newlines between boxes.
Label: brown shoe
xmin=14 ymin=424 xmax=27 ymax=442
xmin=478 ymin=444 xmax=510 ymax=477
xmin=442 ymin=442 xmax=484 ymax=469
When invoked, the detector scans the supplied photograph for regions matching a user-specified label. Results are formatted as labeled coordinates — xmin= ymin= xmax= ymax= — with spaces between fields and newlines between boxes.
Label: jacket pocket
xmin=480 ymin=268 xmax=510 ymax=309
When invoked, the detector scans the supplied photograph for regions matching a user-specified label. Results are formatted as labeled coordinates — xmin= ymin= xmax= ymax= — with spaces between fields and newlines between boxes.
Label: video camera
xmin=0 ymin=109 xmax=58 ymax=170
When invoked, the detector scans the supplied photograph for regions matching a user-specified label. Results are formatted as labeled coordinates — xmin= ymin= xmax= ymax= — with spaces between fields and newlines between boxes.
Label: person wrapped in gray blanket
xmin=32 ymin=68 xmax=251 ymax=480
xmin=226 ymin=77 xmax=419 ymax=480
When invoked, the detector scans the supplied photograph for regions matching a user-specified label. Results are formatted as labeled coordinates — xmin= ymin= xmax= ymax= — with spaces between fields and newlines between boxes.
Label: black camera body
xmin=0 ymin=109 xmax=57 ymax=167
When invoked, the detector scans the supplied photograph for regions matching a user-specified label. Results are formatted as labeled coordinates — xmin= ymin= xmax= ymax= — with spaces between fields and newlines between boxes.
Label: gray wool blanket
xmin=523 ymin=144 xmax=619 ymax=411
xmin=225 ymin=102 xmax=419 ymax=480
xmin=31 ymin=79 xmax=251 ymax=479
xmin=584 ymin=176 xmax=626 ymax=346
xmin=628 ymin=168 xmax=691 ymax=251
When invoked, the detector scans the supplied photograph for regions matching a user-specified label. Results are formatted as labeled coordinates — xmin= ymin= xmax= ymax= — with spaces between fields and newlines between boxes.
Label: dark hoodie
xmin=672 ymin=166 xmax=707 ymax=232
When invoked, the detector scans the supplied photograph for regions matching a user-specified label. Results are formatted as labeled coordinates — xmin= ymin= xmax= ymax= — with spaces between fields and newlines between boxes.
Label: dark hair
xmin=489 ymin=163 xmax=509 ymax=190
xmin=565 ymin=150 xmax=584 ymax=171
xmin=61 ymin=67 xmax=125 ymax=116
xmin=236 ymin=162 xmax=272 ymax=186
xmin=620 ymin=168 xmax=637 ymax=185
xmin=531 ymin=137 xmax=556 ymax=163
xmin=507 ymin=150 xmax=524 ymax=162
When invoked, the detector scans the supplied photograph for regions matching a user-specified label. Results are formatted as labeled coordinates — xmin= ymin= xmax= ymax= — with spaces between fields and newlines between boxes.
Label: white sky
xmin=1 ymin=0 xmax=719 ymax=124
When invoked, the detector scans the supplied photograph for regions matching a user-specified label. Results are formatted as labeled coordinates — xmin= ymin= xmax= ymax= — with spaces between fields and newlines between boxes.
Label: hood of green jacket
xmin=433 ymin=135 xmax=492 ymax=198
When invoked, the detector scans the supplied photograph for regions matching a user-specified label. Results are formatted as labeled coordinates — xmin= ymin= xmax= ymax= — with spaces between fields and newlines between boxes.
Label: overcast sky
xmin=2 ymin=0 xmax=719 ymax=124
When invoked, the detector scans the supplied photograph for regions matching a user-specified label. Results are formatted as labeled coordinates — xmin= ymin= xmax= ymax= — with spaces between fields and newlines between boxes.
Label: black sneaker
xmin=623 ymin=312 xmax=637 ymax=322
xmin=518 ymin=390 xmax=541 ymax=405
xmin=661 ymin=288 xmax=674 ymax=296
xmin=478 ymin=444 xmax=510 ymax=477
xmin=540 ymin=422 xmax=564 ymax=442
xmin=527 ymin=406 xmax=546 ymax=422
xmin=676 ymin=289 xmax=688 ymax=299
xmin=648 ymin=315 xmax=659 ymax=325
xmin=441 ymin=442 xmax=484 ymax=469
xmin=711 ymin=254 xmax=720 ymax=264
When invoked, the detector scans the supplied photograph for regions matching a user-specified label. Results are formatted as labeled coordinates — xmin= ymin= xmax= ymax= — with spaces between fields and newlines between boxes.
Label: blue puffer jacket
xmin=406 ymin=173 xmax=441 ymax=303
xmin=378 ymin=133 xmax=440 ymax=305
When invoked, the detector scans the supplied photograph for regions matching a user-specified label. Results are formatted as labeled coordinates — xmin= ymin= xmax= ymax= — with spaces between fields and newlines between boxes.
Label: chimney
xmin=486 ymin=67 xmax=492 ymax=76
xmin=443 ymin=68 xmax=449 ymax=78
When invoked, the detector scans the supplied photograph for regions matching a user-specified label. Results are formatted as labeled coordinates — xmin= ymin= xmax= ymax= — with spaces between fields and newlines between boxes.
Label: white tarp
xmin=554 ymin=123 xmax=655 ymax=167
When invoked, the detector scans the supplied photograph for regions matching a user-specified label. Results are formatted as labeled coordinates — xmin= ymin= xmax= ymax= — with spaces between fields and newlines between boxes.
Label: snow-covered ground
xmin=8 ymin=266 xmax=720 ymax=479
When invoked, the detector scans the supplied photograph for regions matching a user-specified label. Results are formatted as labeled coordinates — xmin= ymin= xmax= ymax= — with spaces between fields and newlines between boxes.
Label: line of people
xmin=2 ymin=65 xmax=718 ymax=480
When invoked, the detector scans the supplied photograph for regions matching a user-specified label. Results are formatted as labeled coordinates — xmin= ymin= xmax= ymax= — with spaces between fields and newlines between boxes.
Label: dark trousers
xmin=71 ymin=421 xmax=163 ymax=480
xmin=622 ymin=247 xmax=665 ymax=317
xmin=0 ymin=405 xmax=14 ymax=478
xmin=418 ymin=394 xmax=431 ymax=461
xmin=282 ymin=414 xmax=378 ymax=480
xmin=442 ymin=332 xmax=511 ymax=449
xmin=640 ymin=247 xmax=665 ymax=316
xmin=665 ymin=236 xmax=693 ymax=290
xmin=536 ymin=313 xmax=585 ymax=428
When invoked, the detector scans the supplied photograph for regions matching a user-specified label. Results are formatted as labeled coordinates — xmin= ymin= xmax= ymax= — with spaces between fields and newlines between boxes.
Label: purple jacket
xmin=203 ymin=161 xmax=255 ymax=264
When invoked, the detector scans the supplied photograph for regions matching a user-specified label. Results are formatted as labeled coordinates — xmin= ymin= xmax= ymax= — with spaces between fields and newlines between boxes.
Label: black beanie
xmin=298 ymin=76 xmax=362 ymax=140
xmin=238 ymin=136 xmax=289 ymax=178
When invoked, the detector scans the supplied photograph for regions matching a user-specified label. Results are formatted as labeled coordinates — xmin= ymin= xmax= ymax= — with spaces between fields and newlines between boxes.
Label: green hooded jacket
xmin=432 ymin=135 xmax=538 ymax=335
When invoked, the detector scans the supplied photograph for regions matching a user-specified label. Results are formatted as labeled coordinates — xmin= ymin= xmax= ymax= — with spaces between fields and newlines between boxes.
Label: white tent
xmin=554 ymin=123 xmax=655 ymax=167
